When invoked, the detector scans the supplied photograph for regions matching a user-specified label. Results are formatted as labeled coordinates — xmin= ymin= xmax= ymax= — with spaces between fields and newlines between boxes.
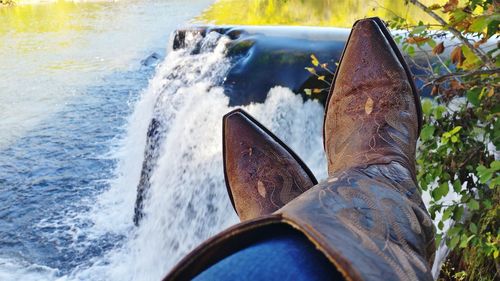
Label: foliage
xmin=389 ymin=0 xmax=499 ymax=280
xmin=197 ymin=0 xmax=445 ymax=28
xmin=303 ymin=54 xmax=335 ymax=96
xmin=306 ymin=0 xmax=498 ymax=279
xmin=0 ymin=0 xmax=15 ymax=6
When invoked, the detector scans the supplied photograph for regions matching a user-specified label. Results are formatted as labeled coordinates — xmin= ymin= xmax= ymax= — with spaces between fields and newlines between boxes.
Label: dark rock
xmin=141 ymin=52 xmax=162 ymax=67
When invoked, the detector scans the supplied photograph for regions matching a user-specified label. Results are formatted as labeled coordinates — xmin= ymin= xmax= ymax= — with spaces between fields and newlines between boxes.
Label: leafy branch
xmin=391 ymin=1 xmax=499 ymax=279
xmin=422 ymin=68 xmax=500 ymax=88
xmin=407 ymin=0 xmax=496 ymax=69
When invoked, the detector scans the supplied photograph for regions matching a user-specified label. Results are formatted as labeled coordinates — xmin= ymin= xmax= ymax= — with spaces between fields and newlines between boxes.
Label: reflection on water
xmin=0 ymin=0 xmax=211 ymax=149
xmin=0 ymin=1 xmax=213 ymax=279
xmin=197 ymin=0 xmax=445 ymax=27
xmin=0 ymin=1 xmax=97 ymax=34
xmin=0 ymin=0 xmax=449 ymax=279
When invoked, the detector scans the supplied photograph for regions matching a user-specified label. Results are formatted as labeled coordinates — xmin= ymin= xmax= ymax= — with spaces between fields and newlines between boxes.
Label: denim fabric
xmin=193 ymin=230 xmax=343 ymax=281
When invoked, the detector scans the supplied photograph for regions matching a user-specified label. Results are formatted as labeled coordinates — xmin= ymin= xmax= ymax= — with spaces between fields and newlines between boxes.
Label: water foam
xmin=69 ymin=30 xmax=327 ymax=280
xmin=71 ymin=30 xmax=443 ymax=280
xmin=1 ymin=27 xmax=446 ymax=280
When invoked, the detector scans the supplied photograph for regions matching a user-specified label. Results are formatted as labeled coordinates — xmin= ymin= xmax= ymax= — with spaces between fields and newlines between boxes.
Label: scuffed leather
xmin=278 ymin=163 xmax=435 ymax=281
xmin=223 ymin=109 xmax=317 ymax=221
xmin=324 ymin=19 xmax=418 ymax=178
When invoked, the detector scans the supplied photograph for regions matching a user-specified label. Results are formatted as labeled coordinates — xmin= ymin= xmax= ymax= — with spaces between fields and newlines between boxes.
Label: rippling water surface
xmin=0 ymin=0 xmax=212 ymax=279
xmin=0 ymin=0 xmax=209 ymax=149
xmin=1 ymin=1 xmax=450 ymax=280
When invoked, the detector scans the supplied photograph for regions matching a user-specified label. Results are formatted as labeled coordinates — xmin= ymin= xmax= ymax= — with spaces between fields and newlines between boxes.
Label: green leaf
xmin=427 ymin=39 xmax=436 ymax=48
xmin=442 ymin=206 xmax=454 ymax=221
xmin=407 ymin=45 xmax=415 ymax=57
xmin=452 ymin=9 xmax=468 ymax=24
xmin=420 ymin=125 xmax=435 ymax=141
xmin=487 ymin=16 xmax=500 ymax=37
xmin=434 ymin=105 xmax=446 ymax=119
xmin=459 ymin=234 xmax=469 ymax=248
xmin=469 ymin=222 xmax=478 ymax=234
xmin=432 ymin=182 xmax=449 ymax=201
xmin=449 ymin=126 xmax=462 ymax=135
xmin=453 ymin=180 xmax=462 ymax=193
xmin=422 ymin=99 xmax=433 ymax=116
xmin=491 ymin=161 xmax=500 ymax=171
xmin=477 ymin=165 xmax=493 ymax=183
xmin=411 ymin=25 xmax=426 ymax=35
xmin=448 ymin=225 xmax=462 ymax=237
xmin=467 ymin=199 xmax=480 ymax=211
xmin=448 ymin=235 xmax=460 ymax=249
xmin=425 ymin=173 xmax=434 ymax=185
xmin=461 ymin=45 xmax=481 ymax=69
xmin=483 ymin=199 xmax=492 ymax=209
xmin=467 ymin=234 xmax=475 ymax=243
xmin=466 ymin=88 xmax=481 ymax=107
xmin=469 ymin=16 xmax=489 ymax=33
xmin=453 ymin=206 xmax=464 ymax=221
xmin=490 ymin=177 xmax=500 ymax=189
xmin=435 ymin=233 xmax=442 ymax=246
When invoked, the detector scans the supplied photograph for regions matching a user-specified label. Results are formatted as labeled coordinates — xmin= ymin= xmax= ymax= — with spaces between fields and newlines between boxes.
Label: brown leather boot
xmin=164 ymin=18 xmax=435 ymax=281
xmin=272 ymin=17 xmax=435 ymax=280
xmin=223 ymin=109 xmax=317 ymax=221
xmin=323 ymin=17 xmax=422 ymax=178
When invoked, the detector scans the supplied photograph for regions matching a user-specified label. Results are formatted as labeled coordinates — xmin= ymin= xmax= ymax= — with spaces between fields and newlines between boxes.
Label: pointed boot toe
xmin=223 ymin=109 xmax=317 ymax=221
xmin=324 ymin=18 xmax=422 ymax=177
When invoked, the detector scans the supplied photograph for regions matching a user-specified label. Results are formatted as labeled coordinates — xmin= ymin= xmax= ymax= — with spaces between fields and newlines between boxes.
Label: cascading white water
xmin=66 ymin=31 xmax=327 ymax=281
xmin=2 ymin=27 xmax=448 ymax=281
xmin=73 ymin=28 xmax=453 ymax=280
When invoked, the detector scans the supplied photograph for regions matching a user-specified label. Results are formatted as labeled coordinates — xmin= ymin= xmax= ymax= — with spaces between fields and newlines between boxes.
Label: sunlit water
xmin=1 ymin=1 xmax=450 ymax=280
xmin=0 ymin=0 xmax=211 ymax=149
xmin=197 ymin=0 xmax=446 ymax=27
xmin=0 ymin=15 xmax=328 ymax=279
xmin=0 ymin=0 xmax=215 ymax=279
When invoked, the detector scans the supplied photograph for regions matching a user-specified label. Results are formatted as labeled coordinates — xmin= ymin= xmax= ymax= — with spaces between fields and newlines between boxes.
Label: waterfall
xmin=0 ymin=26 xmax=447 ymax=281
xmin=76 ymin=27 xmax=450 ymax=280
xmin=68 ymin=30 xmax=327 ymax=281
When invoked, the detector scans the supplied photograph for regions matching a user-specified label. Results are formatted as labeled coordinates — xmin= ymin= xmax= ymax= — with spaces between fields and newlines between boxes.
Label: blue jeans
xmin=194 ymin=230 xmax=343 ymax=280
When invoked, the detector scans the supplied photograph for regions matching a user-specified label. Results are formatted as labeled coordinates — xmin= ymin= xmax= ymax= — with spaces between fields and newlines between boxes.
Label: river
xmin=0 ymin=1 xmax=447 ymax=280
xmin=0 ymin=1 xmax=214 ymax=280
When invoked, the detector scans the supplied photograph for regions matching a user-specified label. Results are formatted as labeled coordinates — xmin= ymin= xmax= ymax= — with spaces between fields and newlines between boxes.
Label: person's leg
xmin=194 ymin=229 xmax=343 ymax=281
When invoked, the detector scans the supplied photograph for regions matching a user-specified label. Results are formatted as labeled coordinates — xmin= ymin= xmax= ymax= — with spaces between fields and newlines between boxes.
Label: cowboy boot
xmin=164 ymin=18 xmax=435 ymax=281
xmin=223 ymin=109 xmax=317 ymax=221
xmin=273 ymin=17 xmax=435 ymax=280
xmin=323 ymin=17 xmax=423 ymax=177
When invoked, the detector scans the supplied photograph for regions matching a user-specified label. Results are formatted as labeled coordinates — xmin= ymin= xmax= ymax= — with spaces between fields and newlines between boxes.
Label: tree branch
xmin=408 ymin=0 xmax=495 ymax=69
xmin=421 ymin=68 xmax=500 ymax=88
